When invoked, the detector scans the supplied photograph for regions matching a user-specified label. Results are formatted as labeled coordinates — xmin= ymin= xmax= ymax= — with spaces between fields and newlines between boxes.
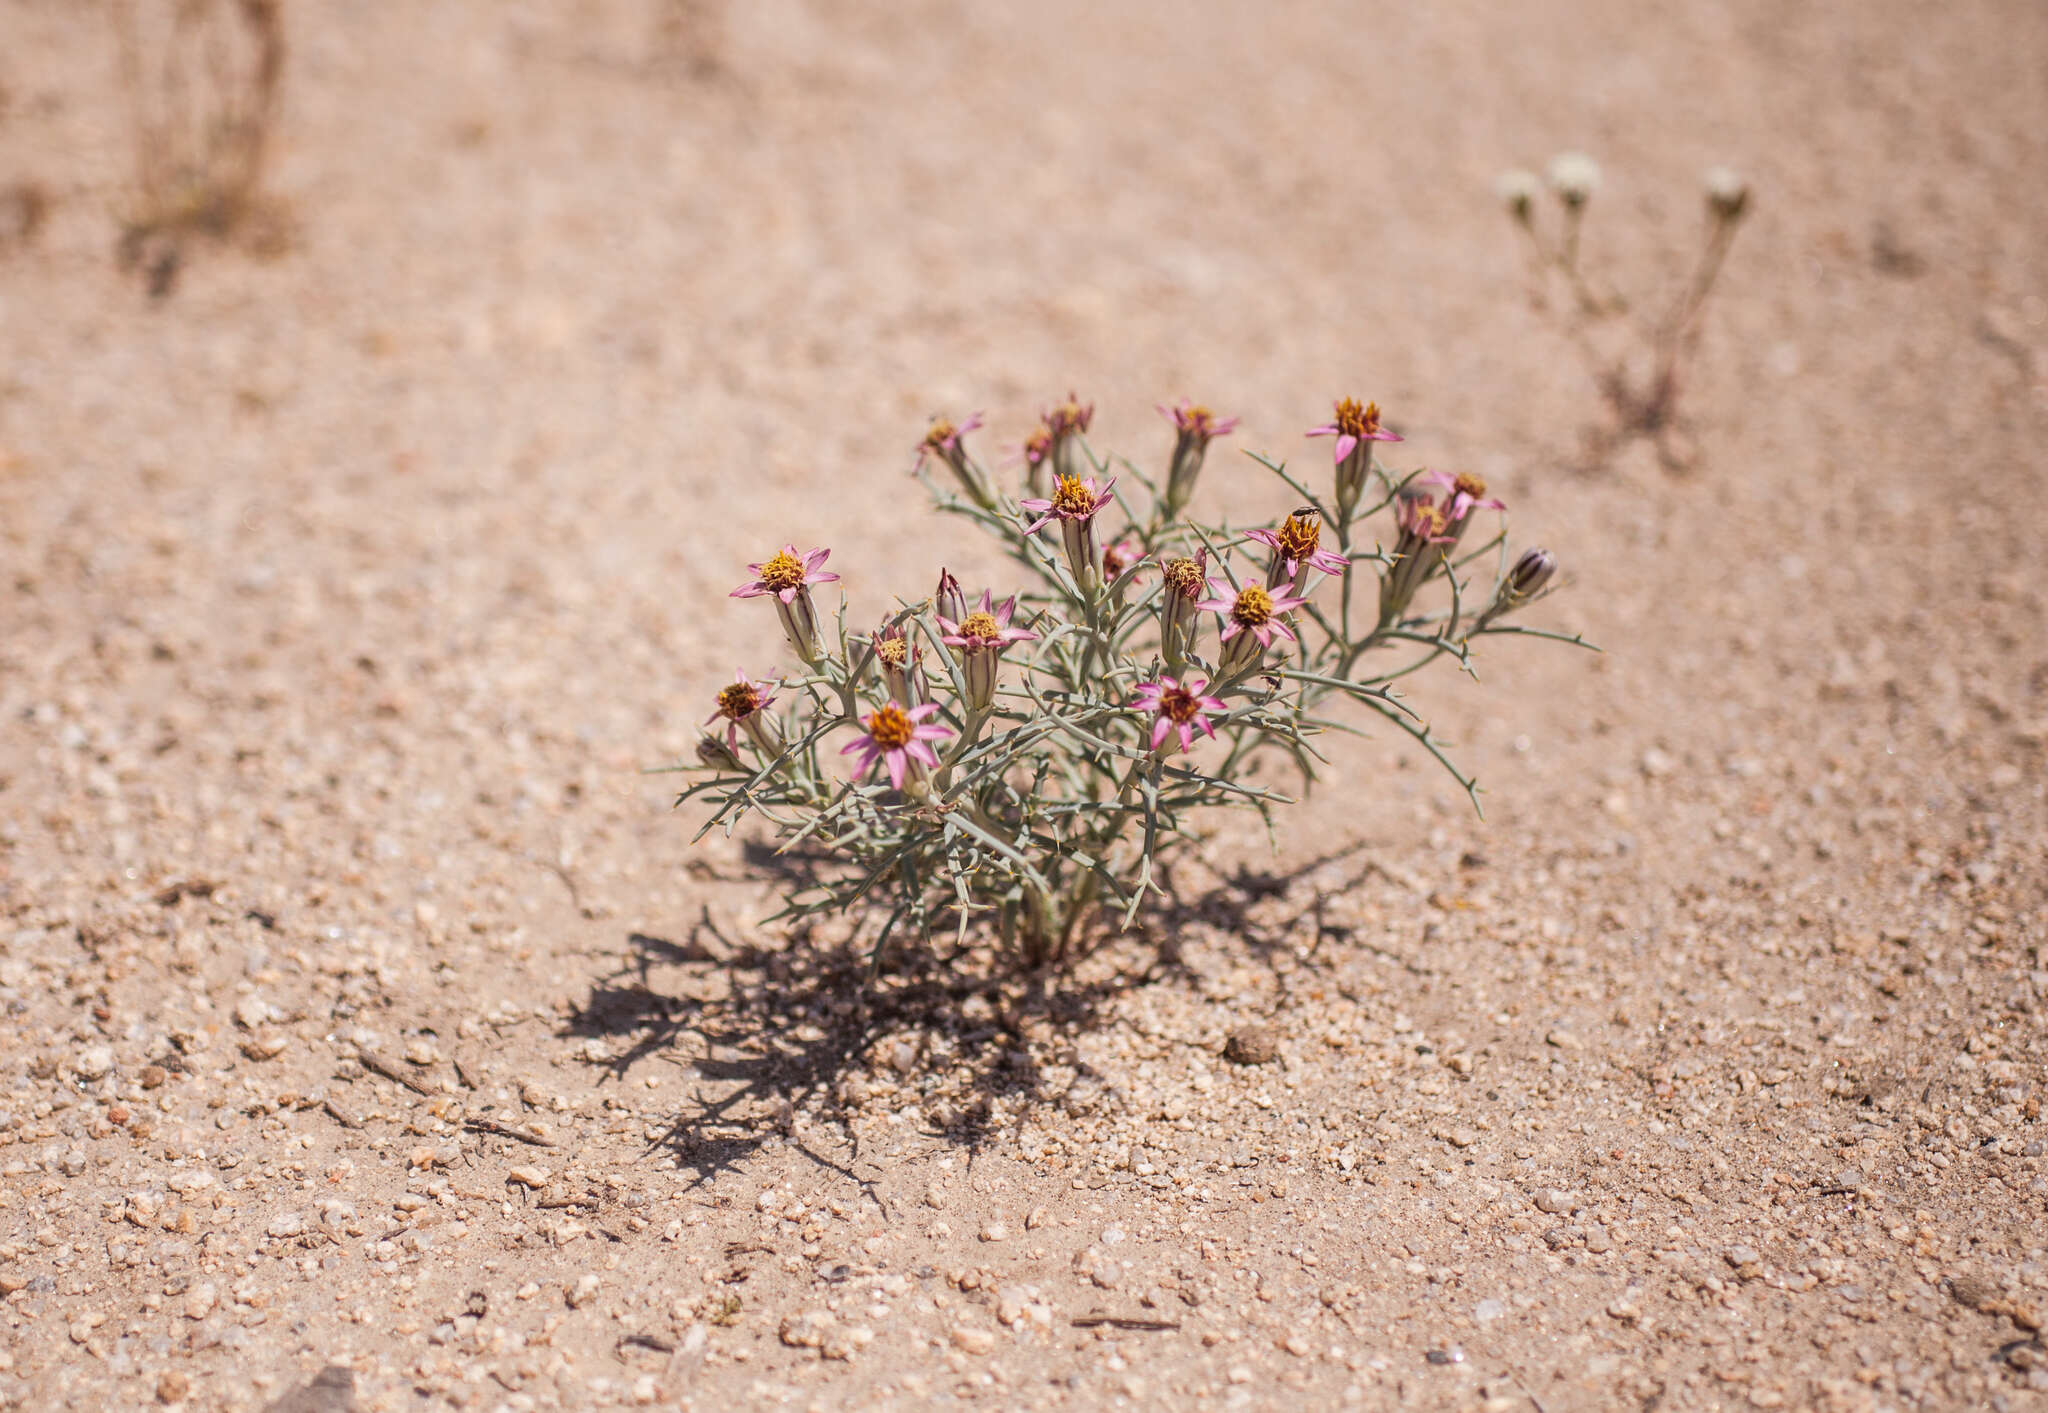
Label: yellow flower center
xmin=1163 ymin=557 xmax=1205 ymax=598
xmin=958 ymin=612 xmax=1002 ymax=641
xmin=1160 ymin=685 xmax=1201 ymax=724
xmin=1276 ymin=512 xmax=1322 ymax=562
xmin=1022 ymin=427 xmax=1051 ymax=463
xmin=1452 ymin=473 xmax=1487 ymax=500
xmin=757 ymin=550 xmax=805 ymax=593
xmin=923 ymin=418 xmax=956 ymax=449
xmin=1232 ymin=585 xmax=1274 ymax=626
xmin=1181 ymin=405 xmax=1216 ymax=435
xmin=1409 ymin=504 xmax=1448 ymax=539
xmin=1051 ymin=475 xmax=1096 ymax=517
xmin=1048 ymin=399 xmax=1091 ymax=435
xmin=875 ymin=636 xmax=908 ymax=667
xmin=1333 ymin=398 xmax=1383 ymax=439
xmin=715 ymin=682 xmax=763 ymax=720
xmin=865 ymin=703 xmax=914 ymax=749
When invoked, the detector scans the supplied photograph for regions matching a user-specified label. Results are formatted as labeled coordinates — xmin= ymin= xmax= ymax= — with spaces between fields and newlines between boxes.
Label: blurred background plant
xmin=113 ymin=0 xmax=287 ymax=297
xmin=673 ymin=397 xmax=1591 ymax=975
xmin=1499 ymin=152 xmax=1752 ymax=470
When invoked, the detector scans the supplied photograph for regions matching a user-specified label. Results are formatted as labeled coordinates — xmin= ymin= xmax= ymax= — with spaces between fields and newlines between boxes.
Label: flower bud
xmin=1472 ymin=547 xmax=1559 ymax=632
xmin=935 ymin=568 xmax=967 ymax=626
xmin=1506 ymin=546 xmax=1557 ymax=600
xmin=695 ymin=735 xmax=744 ymax=771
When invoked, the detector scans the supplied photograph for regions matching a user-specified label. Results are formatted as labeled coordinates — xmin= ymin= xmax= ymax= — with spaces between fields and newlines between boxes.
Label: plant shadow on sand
xmin=558 ymin=842 xmax=1389 ymax=1190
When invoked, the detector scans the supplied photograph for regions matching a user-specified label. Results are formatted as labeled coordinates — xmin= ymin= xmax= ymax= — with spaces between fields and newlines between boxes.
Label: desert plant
xmin=673 ymin=397 xmax=1590 ymax=971
xmin=1499 ymin=153 xmax=1751 ymax=467
xmin=113 ymin=0 xmax=286 ymax=295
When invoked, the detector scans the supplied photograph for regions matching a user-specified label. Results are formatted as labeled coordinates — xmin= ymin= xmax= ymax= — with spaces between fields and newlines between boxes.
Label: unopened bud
xmin=1507 ymin=546 xmax=1557 ymax=599
xmin=935 ymin=568 xmax=967 ymax=625
xmin=695 ymin=735 xmax=743 ymax=771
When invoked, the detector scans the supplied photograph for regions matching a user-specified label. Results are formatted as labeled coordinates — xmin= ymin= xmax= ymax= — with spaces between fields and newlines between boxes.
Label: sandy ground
xmin=2 ymin=0 xmax=2047 ymax=1409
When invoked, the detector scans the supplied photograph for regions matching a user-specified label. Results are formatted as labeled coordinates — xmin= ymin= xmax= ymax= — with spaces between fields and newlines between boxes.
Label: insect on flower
xmin=1246 ymin=508 xmax=1348 ymax=592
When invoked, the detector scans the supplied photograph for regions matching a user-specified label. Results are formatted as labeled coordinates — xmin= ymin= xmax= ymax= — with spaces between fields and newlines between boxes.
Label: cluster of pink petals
xmin=936 ymin=590 xmax=1039 ymax=651
xmin=1395 ymin=494 xmax=1457 ymax=544
xmin=1101 ymin=536 xmax=1147 ymax=584
xmin=1306 ymin=399 xmax=1403 ymax=466
xmin=729 ymin=546 xmax=838 ymax=603
xmin=1157 ymin=400 xmax=1240 ymax=441
xmin=1197 ymin=585 xmax=1308 ymax=648
xmin=841 ymin=703 xmax=953 ymax=791
xmin=1244 ymin=525 xmax=1348 ymax=580
xmin=913 ymin=412 xmax=984 ymax=469
xmin=703 ymin=670 xmax=776 ymax=751
xmin=1420 ymin=469 xmax=1506 ymax=522
xmin=1018 ymin=475 xmax=1117 ymax=535
xmin=1131 ymin=676 xmax=1227 ymax=755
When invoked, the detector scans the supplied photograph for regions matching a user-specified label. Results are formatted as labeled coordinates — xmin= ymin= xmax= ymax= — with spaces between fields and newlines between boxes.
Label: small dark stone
xmin=1224 ymin=1026 xmax=1279 ymax=1066
xmin=1425 ymin=1347 xmax=1463 ymax=1365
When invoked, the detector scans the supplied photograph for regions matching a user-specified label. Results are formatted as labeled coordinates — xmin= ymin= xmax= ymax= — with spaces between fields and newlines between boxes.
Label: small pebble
xmin=1535 ymin=1189 xmax=1575 ymax=1215
xmin=1225 ymin=1026 xmax=1280 ymax=1065
xmin=565 ymin=1274 xmax=600 ymax=1309
xmin=73 ymin=1046 xmax=115 ymax=1081
xmin=949 ymin=1324 xmax=995 ymax=1354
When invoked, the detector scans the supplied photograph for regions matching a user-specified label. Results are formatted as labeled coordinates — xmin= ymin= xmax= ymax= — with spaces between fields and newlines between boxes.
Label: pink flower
xmin=1019 ymin=473 xmax=1119 ymax=593
xmin=703 ymin=670 xmax=778 ymax=754
xmin=1419 ymin=469 xmax=1506 ymax=524
xmin=914 ymin=412 xmax=984 ymax=470
xmin=1158 ymin=399 xmax=1240 ymax=516
xmin=1305 ymin=397 xmax=1402 ymax=466
xmin=1018 ymin=474 xmax=1116 ymax=535
xmin=937 ymin=590 xmax=1039 ymax=652
xmin=938 ymin=590 xmax=1039 ymax=711
xmin=1246 ymin=510 xmax=1348 ymax=588
xmin=1101 ymin=535 xmax=1146 ymax=586
xmin=731 ymin=545 xmax=839 ymax=662
xmin=1196 ymin=582 xmax=1308 ymax=649
xmin=1158 ymin=549 xmax=1213 ymax=669
xmin=914 ymin=414 xmax=993 ymax=507
xmin=1311 ymin=398 xmax=1404 ymax=524
xmin=1198 ymin=582 xmax=1309 ymax=676
xmin=1131 ymin=675 xmax=1227 ymax=755
xmin=869 ymin=620 xmax=927 ymax=710
xmin=730 ymin=545 xmax=837 ymax=603
xmin=840 ymin=702 xmax=953 ymax=791
xmin=1157 ymin=399 xmax=1240 ymax=443
xmin=1393 ymin=493 xmax=1455 ymax=546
